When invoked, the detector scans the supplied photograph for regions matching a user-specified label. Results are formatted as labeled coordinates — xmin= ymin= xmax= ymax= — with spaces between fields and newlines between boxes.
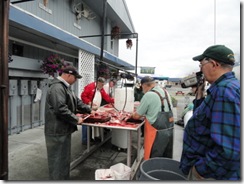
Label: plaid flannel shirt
xmin=180 ymin=72 xmax=240 ymax=180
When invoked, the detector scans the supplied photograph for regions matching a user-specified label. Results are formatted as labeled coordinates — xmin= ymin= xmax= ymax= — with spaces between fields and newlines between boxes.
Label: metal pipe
xmin=135 ymin=35 xmax=139 ymax=76
xmin=79 ymin=32 xmax=138 ymax=39
xmin=98 ymin=60 xmax=136 ymax=76
xmin=99 ymin=0 xmax=107 ymax=63
xmin=91 ymin=0 xmax=107 ymax=109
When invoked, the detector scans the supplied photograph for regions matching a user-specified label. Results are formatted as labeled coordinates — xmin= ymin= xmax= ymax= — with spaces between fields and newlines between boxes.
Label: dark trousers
xmin=141 ymin=124 xmax=144 ymax=136
xmin=45 ymin=134 xmax=71 ymax=180
xmin=150 ymin=128 xmax=173 ymax=158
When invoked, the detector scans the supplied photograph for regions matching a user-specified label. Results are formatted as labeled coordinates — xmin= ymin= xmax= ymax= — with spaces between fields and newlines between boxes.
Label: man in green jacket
xmin=44 ymin=66 xmax=94 ymax=180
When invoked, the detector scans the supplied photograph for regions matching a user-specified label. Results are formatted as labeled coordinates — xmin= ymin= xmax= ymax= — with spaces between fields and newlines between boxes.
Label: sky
xmin=119 ymin=0 xmax=241 ymax=78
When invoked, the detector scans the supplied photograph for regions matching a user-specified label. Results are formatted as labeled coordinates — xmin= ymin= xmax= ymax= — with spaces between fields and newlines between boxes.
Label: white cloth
xmin=103 ymin=83 xmax=109 ymax=94
xmin=34 ymin=88 xmax=42 ymax=102
xmin=93 ymin=89 xmax=102 ymax=107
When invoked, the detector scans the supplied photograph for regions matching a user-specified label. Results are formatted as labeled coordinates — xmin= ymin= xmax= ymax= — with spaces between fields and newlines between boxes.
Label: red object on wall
xmin=111 ymin=26 xmax=120 ymax=39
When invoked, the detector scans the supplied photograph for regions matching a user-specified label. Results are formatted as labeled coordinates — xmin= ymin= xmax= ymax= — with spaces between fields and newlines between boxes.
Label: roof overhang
xmin=9 ymin=5 xmax=135 ymax=70
xmin=138 ymin=74 xmax=169 ymax=80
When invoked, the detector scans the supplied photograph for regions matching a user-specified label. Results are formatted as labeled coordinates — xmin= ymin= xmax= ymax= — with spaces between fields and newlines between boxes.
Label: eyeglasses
xmin=199 ymin=58 xmax=211 ymax=68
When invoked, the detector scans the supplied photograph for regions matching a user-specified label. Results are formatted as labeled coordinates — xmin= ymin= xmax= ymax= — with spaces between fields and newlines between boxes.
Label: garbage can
xmin=138 ymin=157 xmax=187 ymax=180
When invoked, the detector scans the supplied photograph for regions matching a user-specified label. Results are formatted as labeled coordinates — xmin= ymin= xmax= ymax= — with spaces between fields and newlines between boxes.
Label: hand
xmin=77 ymin=117 xmax=83 ymax=125
xmin=199 ymin=79 xmax=205 ymax=91
xmin=196 ymin=79 xmax=205 ymax=99
xmin=130 ymin=113 xmax=134 ymax=119
xmin=92 ymin=102 xmax=98 ymax=106
xmin=90 ymin=110 xmax=96 ymax=115
xmin=92 ymin=104 xmax=98 ymax=110
xmin=88 ymin=101 xmax=97 ymax=106
xmin=192 ymin=166 xmax=204 ymax=180
xmin=132 ymin=112 xmax=142 ymax=120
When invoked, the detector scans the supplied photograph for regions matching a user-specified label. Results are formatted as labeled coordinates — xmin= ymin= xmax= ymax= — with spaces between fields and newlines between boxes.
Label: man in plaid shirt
xmin=180 ymin=45 xmax=240 ymax=180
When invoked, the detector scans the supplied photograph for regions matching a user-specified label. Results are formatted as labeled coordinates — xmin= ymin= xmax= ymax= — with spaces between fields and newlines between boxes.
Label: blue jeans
xmin=82 ymin=125 xmax=87 ymax=143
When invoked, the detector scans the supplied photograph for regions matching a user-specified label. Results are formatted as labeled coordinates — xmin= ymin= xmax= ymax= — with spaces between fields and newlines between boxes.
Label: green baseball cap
xmin=192 ymin=45 xmax=235 ymax=65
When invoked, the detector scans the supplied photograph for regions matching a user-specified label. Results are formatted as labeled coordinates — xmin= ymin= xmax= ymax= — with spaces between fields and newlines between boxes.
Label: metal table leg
xmin=87 ymin=126 xmax=90 ymax=152
xmin=127 ymin=130 xmax=132 ymax=166
xmin=100 ymin=127 xmax=104 ymax=142
xmin=137 ymin=127 xmax=141 ymax=162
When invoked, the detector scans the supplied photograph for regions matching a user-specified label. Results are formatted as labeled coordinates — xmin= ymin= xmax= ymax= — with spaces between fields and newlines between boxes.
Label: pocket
xmin=194 ymin=113 xmax=209 ymax=134
xmin=195 ymin=113 xmax=205 ymax=121
xmin=153 ymin=111 xmax=173 ymax=130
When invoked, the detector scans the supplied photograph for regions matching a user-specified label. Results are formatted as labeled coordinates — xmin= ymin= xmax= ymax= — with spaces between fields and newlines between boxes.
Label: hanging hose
xmin=122 ymin=83 xmax=128 ymax=112
xmin=90 ymin=81 xmax=97 ymax=109
xmin=119 ymin=78 xmax=129 ymax=112
xmin=112 ymin=77 xmax=135 ymax=113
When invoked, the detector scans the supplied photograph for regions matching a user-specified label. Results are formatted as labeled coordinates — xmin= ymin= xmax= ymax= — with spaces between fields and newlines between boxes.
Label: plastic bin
xmin=95 ymin=169 xmax=115 ymax=180
xmin=111 ymin=129 xmax=128 ymax=149
xmin=110 ymin=163 xmax=131 ymax=180
xmin=138 ymin=157 xmax=187 ymax=180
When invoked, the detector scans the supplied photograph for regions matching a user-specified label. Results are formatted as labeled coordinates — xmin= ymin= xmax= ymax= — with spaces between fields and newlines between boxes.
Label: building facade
xmin=8 ymin=0 xmax=136 ymax=135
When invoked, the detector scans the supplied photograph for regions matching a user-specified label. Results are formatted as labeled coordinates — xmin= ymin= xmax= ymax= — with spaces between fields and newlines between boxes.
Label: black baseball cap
xmin=193 ymin=45 xmax=235 ymax=65
xmin=62 ymin=66 xmax=82 ymax=79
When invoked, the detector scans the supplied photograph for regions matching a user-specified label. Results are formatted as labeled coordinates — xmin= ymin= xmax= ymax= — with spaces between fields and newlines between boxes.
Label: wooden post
xmin=0 ymin=0 xmax=10 ymax=180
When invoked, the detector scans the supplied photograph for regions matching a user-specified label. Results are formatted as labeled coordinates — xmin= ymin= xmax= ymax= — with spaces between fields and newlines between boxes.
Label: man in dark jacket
xmin=44 ymin=66 xmax=94 ymax=180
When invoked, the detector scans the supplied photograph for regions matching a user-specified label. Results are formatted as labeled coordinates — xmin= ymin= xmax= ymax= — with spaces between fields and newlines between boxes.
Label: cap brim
xmin=76 ymin=74 xmax=82 ymax=79
xmin=192 ymin=55 xmax=205 ymax=61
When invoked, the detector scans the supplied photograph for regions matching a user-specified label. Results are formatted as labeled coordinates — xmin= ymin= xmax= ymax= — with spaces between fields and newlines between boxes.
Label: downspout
xmin=0 ymin=0 xmax=10 ymax=180
xmin=135 ymin=34 xmax=138 ymax=76
xmin=99 ymin=0 xmax=107 ymax=63
xmin=91 ymin=0 xmax=107 ymax=108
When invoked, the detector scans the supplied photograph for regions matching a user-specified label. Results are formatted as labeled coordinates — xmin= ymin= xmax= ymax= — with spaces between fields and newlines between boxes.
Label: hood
xmin=48 ymin=78 xmax=65 ymax=87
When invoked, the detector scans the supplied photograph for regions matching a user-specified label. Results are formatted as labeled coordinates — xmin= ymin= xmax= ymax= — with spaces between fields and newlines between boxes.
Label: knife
xmin=83 ymin=114 xmax=91 ymax=121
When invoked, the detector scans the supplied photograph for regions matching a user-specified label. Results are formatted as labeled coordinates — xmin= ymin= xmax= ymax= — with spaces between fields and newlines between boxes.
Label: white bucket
xmin=95 ymin=169 xmax=115 ymax=180
xmin=114 ymin=88 xmax=134 ymax=112
xmin=110 ymin=163 xmax=131 ymax=180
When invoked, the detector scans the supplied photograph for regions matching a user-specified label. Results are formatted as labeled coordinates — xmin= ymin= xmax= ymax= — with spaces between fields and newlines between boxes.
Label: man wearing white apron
xmin=80 ymin=77 xmax=114 ymax=144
